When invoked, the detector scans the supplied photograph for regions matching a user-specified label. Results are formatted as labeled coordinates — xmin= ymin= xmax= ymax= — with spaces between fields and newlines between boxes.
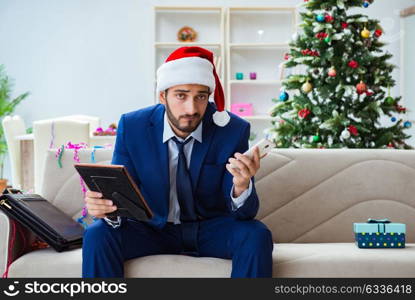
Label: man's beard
xmin=165 ymin=101 xmax=202 ymax=133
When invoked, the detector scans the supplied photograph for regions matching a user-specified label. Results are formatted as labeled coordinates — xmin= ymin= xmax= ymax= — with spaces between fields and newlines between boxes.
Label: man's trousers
xmin=82 ymin=215 xmax=274 ymax=278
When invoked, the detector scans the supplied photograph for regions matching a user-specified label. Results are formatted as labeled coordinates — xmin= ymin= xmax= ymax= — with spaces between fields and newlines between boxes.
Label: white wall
xmin=0 ymin=0 xmax=414 ymax=183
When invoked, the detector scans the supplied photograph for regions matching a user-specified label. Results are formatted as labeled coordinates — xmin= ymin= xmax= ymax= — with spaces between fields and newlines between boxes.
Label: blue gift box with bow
xmin=353 ymin=219 xmax=406 ymax=248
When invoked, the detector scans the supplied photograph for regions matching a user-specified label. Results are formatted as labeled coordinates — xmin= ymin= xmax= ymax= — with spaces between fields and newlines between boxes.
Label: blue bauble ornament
xmin=363 ymin=1 xmax=370 ymax=8
xmin=391 ymin=117 xmax=397 ymax=122
xmin=404 ymin=121 xmax=412 ymax=128
xmin=316 ymin=14 xmax=325 ymax=22
xmin=279 ymin=91 xmax=289 ymax=101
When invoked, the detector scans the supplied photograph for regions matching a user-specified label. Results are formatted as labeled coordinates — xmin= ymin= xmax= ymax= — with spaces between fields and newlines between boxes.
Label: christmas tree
xmin=268 ymin=0 xmax=413 ymax=149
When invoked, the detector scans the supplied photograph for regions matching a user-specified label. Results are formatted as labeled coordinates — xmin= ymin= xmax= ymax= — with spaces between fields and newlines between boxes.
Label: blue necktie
xmin=171 ymin=136 xmax=199 ymax=255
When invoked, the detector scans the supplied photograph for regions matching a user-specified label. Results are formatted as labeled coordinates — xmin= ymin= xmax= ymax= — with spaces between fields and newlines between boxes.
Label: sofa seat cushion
xmin=8 ymin=247 xmax=83 ymax=278
xmin=7 ymin=248 xmax=231 ymax=278
xmin=7 ymin=243 xmax=415 ymax=278
xmin=275 ymin=243 xmax=415 ymax=277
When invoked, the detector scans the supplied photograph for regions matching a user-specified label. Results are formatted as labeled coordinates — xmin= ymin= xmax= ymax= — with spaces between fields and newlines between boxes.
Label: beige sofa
xmin=1 ymin=148 xmax=415 ymax=277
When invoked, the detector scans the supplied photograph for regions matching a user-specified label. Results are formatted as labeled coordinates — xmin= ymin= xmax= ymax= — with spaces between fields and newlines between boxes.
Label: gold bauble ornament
xmin=361 ymin=27 xmax=370 ymax=39
xmin=302 ymin=81 xmax=313 ymax=93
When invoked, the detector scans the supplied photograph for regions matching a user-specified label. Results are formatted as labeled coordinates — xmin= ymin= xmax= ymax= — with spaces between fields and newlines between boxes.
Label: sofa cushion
xmin=7 ymin=243 xmax=415 ymax=278
xmin=275 ymin=243 xmax=415 ymax=277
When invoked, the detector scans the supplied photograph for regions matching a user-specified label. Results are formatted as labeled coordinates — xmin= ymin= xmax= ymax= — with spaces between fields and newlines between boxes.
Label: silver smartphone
xmin=230 ymin=138 xmax=275 ymax=168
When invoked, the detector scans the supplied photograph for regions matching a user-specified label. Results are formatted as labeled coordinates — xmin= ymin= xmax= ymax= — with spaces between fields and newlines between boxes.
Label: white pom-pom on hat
xmin=213 ymin=110 xmax=230 ymax=127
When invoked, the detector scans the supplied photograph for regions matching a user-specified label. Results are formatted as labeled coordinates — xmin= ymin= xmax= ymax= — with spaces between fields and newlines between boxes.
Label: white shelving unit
xmin=226 ymin=7 xmax=297 ymax=144
xmin=154 ymin=6 xmax=297 ymax=145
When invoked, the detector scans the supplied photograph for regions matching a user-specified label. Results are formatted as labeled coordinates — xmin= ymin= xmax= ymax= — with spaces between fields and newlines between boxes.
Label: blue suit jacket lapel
xmin=147 ymin=105 xmax=169 ymax=216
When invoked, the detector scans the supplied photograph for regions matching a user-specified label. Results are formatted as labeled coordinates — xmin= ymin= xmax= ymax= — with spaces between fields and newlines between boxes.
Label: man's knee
xmin=235 ymin=220 xmax=274 ymax=251
xmin=83 ymin=219 xmax=119 ymax=246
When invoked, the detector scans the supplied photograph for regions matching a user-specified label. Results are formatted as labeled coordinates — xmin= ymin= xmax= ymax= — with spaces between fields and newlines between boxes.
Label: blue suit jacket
xmin=111 ymin=102 xmax=259 ymax=229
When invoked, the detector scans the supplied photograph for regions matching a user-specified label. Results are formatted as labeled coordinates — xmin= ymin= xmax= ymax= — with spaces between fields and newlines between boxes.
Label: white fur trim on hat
xmin=156 ymin=56 xmax=216 ymax=92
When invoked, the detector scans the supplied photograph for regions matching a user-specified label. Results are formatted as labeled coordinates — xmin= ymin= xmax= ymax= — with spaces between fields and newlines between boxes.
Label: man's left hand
xmin=226 ymin=147 xmax=261 ymax=197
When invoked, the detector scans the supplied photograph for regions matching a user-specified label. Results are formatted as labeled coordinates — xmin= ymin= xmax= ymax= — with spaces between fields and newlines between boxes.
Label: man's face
xmin=159 ymin=84 xmax=210 ymax=136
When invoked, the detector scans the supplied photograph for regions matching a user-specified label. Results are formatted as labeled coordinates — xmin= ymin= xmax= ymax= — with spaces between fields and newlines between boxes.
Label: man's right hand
xmin=85 ymin=191 xmax=117 ymax=218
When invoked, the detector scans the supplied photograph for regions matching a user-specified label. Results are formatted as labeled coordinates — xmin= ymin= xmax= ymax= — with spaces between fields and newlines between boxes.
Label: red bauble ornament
xmin=298 ymin=108 xmax=311 ymax=119
xmin=325 ymin=14 xmax=334 ymax=23
xmin=348 ymin=125 xmax=359 ymax=136
xmin=374 ymin=29 xmax=382 ymax=37
xmin=387 ymin=142 xmax=394 ymax=148
xmin=396 ymin=105 xmax=407 ymax=113
xmin=341 ymin=22 xmax=349 ymax=29
xmin=301 ymin=49 xmax=319 ymax=57
xmin=348 ymin=60 xmax=359 ymax=69
xmin=315 ymin=32 xmax=328 ymax=40
xmin=284 ymin=53 xmax=290 ymax=60
xmin=356 ymin=81 xmax=367 ymax=94
xmin=328 ymin=67 xmax=337 ymax=77
xmin=366 ymin=90 xmax=375 ymax=97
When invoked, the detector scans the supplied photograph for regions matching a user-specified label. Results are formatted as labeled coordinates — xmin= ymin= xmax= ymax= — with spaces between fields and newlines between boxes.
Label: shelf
xmin=229 ymin=80 xmax=281 ymax=85
xmin=90 ymin=135 xmax=116 ymax=139
xmin=155 ymin=42 xmax=222 ymax=48
xmin=241 ymin=115 xmax=274 ymax=121
xmin=228 ymin=9 xmax=295 ymax=44
xmin=228 ymin=7 xmax=295 ymax=11
xmin=229 ymin=81 xmax=281 ymax=115
xmin=155 ymin=7 xmax=223 ymax=44
xmin=154 ymin=6 xmax=223 ymax=12
xmin=229 ymin=47 xmax=287 ymax=81
xmin=229 ymin=43 xmax=290 ymax=49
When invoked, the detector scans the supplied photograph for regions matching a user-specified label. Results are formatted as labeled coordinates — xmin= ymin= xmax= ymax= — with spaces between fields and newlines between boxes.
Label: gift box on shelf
xmin=231 ymin=103 xmax=253 ymax=117
xmin=353 ymin=218 xmax=406 ymax=249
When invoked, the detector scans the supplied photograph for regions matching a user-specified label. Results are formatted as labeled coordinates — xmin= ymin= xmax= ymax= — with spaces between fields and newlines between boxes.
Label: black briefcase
xmin=0 ymin=189 xmax=84 ymax=252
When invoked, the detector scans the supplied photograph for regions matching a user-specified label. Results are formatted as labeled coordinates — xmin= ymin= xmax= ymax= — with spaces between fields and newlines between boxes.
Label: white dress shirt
xmin=104 ymin=112 xmax=252 ymax=228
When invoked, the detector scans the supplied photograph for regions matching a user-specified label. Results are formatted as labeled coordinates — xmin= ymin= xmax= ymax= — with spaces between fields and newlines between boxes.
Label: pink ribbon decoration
xmin=49 ymin=121 xmax=55 ymax=149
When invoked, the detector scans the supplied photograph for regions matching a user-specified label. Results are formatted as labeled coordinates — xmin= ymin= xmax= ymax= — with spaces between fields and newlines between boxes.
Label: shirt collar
xmin=162 ymin=111 xmax=203 ymax=144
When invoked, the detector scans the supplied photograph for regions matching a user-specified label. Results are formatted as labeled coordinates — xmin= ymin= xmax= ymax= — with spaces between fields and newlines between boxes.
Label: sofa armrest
xmin=0 ymin=210 xmax=10 ymax=276
xmin=0 ymin=211 xmax=36 ymax=277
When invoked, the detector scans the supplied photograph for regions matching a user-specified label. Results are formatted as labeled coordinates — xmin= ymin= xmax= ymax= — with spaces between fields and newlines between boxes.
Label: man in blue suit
xmin=82 ymin=47 xmax=273 ymax=278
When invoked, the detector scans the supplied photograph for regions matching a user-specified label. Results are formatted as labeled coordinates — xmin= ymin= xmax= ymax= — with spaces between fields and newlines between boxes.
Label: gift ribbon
xmin=49 ymin=121 xmax=55 ymax=149
xmin=55 ymin=145 xmax=65 ymax=168
xmin=367 ymin=218 xmax=391 ymax=224
xmin=91 ymin=146 xmax=104 ymax=163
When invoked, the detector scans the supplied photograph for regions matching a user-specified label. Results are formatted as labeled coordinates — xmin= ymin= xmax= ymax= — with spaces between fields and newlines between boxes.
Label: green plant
xmin=0 ymin=64 xmax=29 ymax=179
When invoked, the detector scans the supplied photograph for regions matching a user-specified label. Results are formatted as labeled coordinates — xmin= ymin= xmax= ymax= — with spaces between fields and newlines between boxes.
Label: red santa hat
xmin=156 ymin=46 xmax=230 ymax=127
